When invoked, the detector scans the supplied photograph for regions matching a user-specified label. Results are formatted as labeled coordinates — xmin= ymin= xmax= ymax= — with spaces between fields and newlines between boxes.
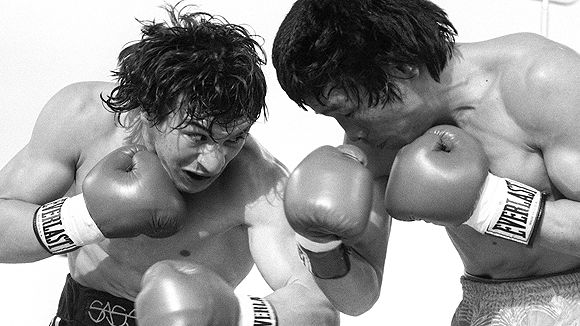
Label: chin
xmin=179 ymin=175 xmax=221 ymax=194
xmin=178 ymin=182 xmax=212 ymax=194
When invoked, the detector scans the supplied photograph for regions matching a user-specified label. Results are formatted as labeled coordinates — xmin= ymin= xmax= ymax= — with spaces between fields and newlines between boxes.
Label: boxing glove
xmin=385 ymin=125 xmax=546 ymax=245
xmin=33 ymin=145 xmax=187 ymax=254
xmin=284 ymin=145 xmax=373 ymax=278
xmin=136 ymin=260 xmax=277 ymax=326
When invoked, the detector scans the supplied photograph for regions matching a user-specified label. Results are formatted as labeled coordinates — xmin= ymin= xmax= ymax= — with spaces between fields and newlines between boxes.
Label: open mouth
xmin=184 ymin=170 xmax=212 ymax=181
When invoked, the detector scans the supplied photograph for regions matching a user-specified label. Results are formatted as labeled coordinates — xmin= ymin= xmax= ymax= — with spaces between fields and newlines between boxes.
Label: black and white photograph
xmin=1 ymin=0 xmax=579 ymax=325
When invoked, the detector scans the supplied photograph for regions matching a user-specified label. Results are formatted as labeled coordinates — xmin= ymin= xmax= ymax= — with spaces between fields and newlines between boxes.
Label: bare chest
xmin=449 ymin=102 xmax=579 ymax=278
xmin=455 ymin=92 xmax=554 ymax=194
xmin=69 ymin=194 xmax=253 ymax=299
xmin=68 ymin=141 xmax=254 ymax=299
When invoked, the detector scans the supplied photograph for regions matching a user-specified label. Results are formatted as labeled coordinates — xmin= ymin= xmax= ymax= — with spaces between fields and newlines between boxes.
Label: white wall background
xmin=0 ymin=0 xmax=578 ymax=325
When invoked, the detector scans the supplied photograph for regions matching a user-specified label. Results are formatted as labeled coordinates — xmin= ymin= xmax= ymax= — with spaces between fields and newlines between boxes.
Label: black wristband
xmin=297 ymin=243 xmax=351 ymax=279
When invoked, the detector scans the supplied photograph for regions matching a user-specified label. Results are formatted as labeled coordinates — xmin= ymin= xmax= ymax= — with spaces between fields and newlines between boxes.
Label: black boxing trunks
xmin=48 ymin=274 xmax=136 ymax=326
xmin=452 ymin=268 xmax=580 ymax=326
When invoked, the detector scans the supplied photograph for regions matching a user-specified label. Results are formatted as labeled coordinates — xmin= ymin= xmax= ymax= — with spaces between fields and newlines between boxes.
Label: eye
xmin=226 ymin=133 xmax=248 ymax=145
xmin=186 ymin=133 xmax=208 ymax=142
xmin=390 ymin=64 xmax=418 ymax=79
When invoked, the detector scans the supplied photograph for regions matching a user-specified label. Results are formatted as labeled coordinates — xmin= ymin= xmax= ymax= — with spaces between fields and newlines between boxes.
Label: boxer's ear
xmin=386 ymin=64 xmax=419 ymax=79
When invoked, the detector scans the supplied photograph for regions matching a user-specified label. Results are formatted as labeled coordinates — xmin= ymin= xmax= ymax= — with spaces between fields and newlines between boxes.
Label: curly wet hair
xmin=272 ymin=0 xmax=457 ymax=109
xmin=102 ymin=3 xmax=267 ymax=136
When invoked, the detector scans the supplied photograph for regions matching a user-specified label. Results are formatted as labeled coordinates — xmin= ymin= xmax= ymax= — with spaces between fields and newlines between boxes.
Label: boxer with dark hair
xmin=274 ymin=0 xmax=580 ymax=324
xmin=0 ymin=3 xmax=337 ymax=325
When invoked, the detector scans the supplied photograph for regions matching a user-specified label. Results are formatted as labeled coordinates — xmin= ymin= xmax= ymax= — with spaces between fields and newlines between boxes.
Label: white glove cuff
xmin=295 ymin=233 xmax=342 ymax=253
xmin=33 ymin=194 xmax=105 ymax=255
xmin=464 ymin=173 xmax=507 ymax=233
xmin=61 ymin=194 xmax=106 ymax=246
xmin=463 ymin=172 xmax=545 ymax=245
xmin=236 ymin=293 xmax=278 ymax=326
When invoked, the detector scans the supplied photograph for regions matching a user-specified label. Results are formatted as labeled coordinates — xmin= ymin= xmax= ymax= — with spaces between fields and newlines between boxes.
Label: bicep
xmin=0 ymin=141 xmax=76 ymax=262
xmin=0 ymin=143 xmax=76 ymax=204
xmin=544 ymin=144 xmax=580 ymax=201
xmin=0 ymin=87 xmax=82 ymax=203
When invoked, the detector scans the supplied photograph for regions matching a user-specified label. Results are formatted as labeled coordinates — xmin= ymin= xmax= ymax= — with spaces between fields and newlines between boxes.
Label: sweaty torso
xmin=68 ymin=183 xmax=254 ymax=301
xmin=443 ymin=34 xmax=580 ymax=279
xmin=447 ymin=88 xmax=576 ymax=279
xmin=62 ymin=82 xmax=271 ymax=300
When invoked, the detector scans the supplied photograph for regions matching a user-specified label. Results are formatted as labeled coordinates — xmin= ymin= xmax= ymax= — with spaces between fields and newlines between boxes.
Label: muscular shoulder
xmin=489 ymin=34 xmax=580 ymax=136
xmin=218 ymin=135 xmax=289 ymax=227
xmin=488 ymin=35 xmax=580 ymax=199
xmin=483 ymin=32 xmax=564 ymax=55
xmin=223 ymin=135 xmax=289 ymax=203
xmin=505 ymin=33 xmax=580 ymax=91
xmin=30 ymin=81 xmax=118 ymax=155
xmin=480 ymin=33 xmax=577 ymax=77
xmin=39 ymin=81 xmax=116 ymax=129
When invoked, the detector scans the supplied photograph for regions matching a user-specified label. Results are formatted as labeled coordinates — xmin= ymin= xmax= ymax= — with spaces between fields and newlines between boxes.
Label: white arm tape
xmin=463 ymin=173 xmax=545 ymax=245
xmin=236 ymin=293 xmax=278 ymax=326
xmin=33 ymin=194 xmax=105 ymax=254
xmin=295 ymin=233 xmax=342 ymax=253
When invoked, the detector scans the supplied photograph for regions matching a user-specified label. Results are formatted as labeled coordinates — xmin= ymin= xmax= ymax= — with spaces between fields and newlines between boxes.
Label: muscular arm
xmin=0 ymin=84 xmax=86 ymax=262
xmin=283 ymin=136 xmax=393 ymax=316
xmin=302 ymin=137 xmax=396 ymax=315
xmin=514 ymin=37 xmax=580 ymax=257
xmin=247 ymin=184 xmax=339 ymax=325
xmin=537 ymin=143 xmax=580 ymax=257
xmin=314 ymin=177 xmax=390 ymax=315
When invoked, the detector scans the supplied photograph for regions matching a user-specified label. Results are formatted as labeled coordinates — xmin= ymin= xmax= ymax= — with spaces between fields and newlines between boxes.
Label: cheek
xmin=155 ymin=135 xmax=190 ymax=163
xmin=354 ymin=114 xmax=391 ymax=132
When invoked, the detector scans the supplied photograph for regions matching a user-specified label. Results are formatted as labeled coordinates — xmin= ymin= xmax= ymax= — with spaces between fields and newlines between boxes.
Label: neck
xmin=424 ymin=45 xmax=493 ymax=123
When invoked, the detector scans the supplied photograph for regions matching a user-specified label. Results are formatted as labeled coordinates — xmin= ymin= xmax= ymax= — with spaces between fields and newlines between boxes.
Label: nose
xmin=194 ymin=144 xmax=226 ymax=176
xmin=334 ymin=115 xmax=369 ymax=142
xmin=340 ymin=121 xmax=369 ymax=142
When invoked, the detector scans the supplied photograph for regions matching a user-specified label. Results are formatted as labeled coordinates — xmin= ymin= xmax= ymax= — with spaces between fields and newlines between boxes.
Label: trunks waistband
xmin=461 ymin=267 xmax=580 ymax=300
xmin=56 ymin=274 xmax=136 ymax=326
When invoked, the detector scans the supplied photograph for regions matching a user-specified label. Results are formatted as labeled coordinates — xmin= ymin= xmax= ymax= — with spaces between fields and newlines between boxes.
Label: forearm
xmin=0 ymin=199 xmax=52 ymax=262
xmin=314 ymin=207 xmax=387 ymax=316
xmin=264 ymin=280 xmax=339 ymax=326
xmin=315 ymin=249 xmax=381 ymax=316
xmin=536 ymin=199 xmax=580 ymax=257
xmin=296 ymin=208 xmax=388 ymax=316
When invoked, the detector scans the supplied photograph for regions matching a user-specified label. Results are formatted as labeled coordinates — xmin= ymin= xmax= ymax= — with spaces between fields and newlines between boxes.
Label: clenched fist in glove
xmin=136 ymin=260 xmax=277 ymax=326
xmin=33 ymin=145 xmax=187 ymax=254
xmin=385 ymin=125 xmax=546 ymax=245
xmin=284 ymin=145 xmax=374 ymax=278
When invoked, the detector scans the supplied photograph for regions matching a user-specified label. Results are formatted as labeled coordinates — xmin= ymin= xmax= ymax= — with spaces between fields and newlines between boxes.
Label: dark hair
xmin=272 ymin=0 xmax=456 ymax=109
xmin=102 ymin=2 xmax=267 ymax=136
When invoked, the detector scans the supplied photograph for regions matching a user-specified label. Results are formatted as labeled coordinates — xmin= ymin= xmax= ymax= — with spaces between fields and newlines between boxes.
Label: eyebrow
xmin=186 ymin=119 xmax=252 ymax=138
xmin=185 ymin=120 xmax=211 ymax=133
